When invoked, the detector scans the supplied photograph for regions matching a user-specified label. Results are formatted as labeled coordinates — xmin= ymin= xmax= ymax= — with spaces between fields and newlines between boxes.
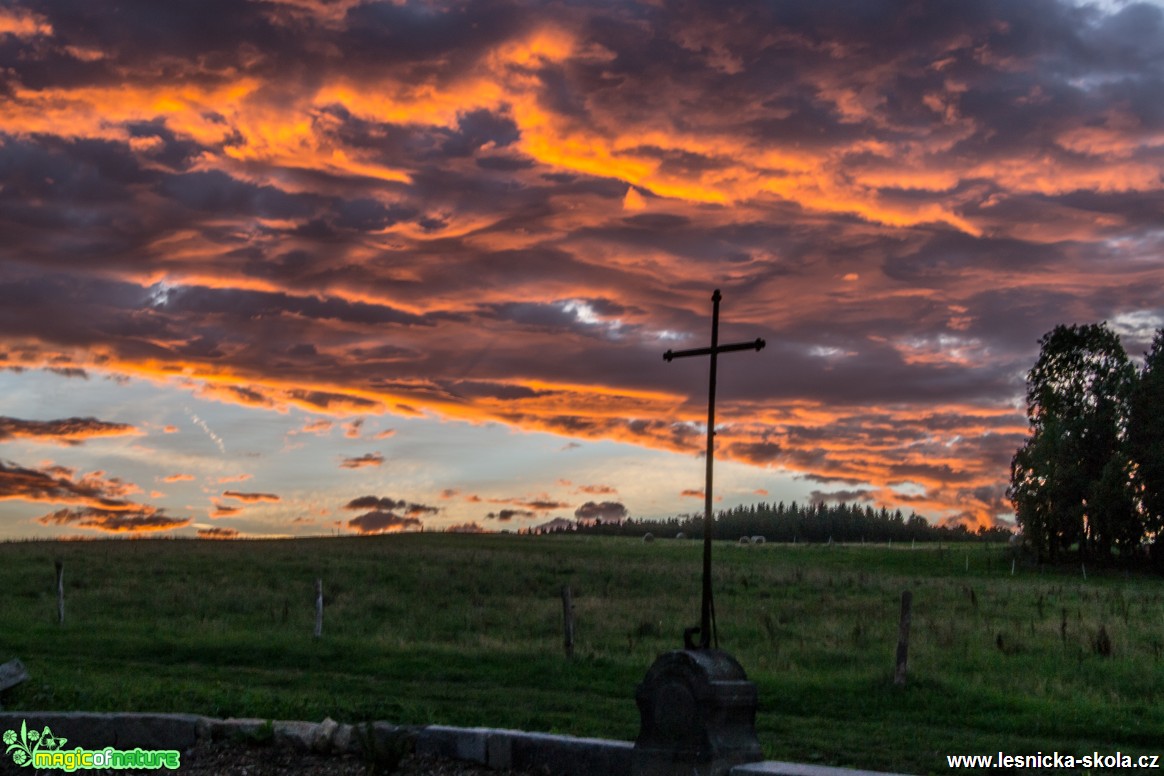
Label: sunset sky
xmin=1 ymin=0 xmax=1162 ymax=540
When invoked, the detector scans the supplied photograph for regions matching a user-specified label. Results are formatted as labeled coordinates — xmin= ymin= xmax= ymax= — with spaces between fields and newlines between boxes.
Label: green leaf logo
xmin=3 ymin=720 xmax=59 ymax=768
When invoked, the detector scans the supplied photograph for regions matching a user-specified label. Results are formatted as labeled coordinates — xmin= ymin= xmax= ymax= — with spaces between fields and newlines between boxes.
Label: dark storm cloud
xmin=347 ymin=510 xmax=423 ymax=534
xmin=1 ymin=457 xmax=188 ymax=533
xmin=1 ymin=0 xmax=1162 ymax=527
xmin=36 ymin=506 xmax=191 ymax=533
xmin=810 ymin=489 xmax=875 ymax=505
xmin=160 ymin=285 xmax=428 ymax=327
xmin=340 ymin=0 xmax=533 ymax=73
xmin=8 ymin=0 xmax=313 ymax=97
xmin=574 ymin=501 xmax=628 ymax=523
xmin=338 ymin=453 xmax=384 ymax=469
xmin=159 ymin=170 xmax=318 ymax=219
xmin=0 ymin=416 xmax=138 ymax=445
xmin=222 ymin=490 xmax=280 ymax=503
xmin=486 ymin=508 xmax=535 ymax=521
xmin=316 ymin=105 xmax=521 ymax=163
xmin=0 ymin=459 xmax=135 ymax=509
xmin=343 ymin=495 xmax=441 ymax=517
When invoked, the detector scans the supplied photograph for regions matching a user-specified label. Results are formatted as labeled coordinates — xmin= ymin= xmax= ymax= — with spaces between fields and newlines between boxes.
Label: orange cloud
xmin=0 ymin=416 xmax=140 ymax=446
xmin=299 ymin=418 xmax=334 ymax=435
xmin=339 ymin=453 xmax=384 ymax=469
xmin=577 ymin=484 xmax=617 ymax=495
xmin=37 ymin=507 xmax=190 ymax=534
xmin=1 ymin=0 xmax=1156 ymax=536
xmin=0 ymin=7 xmax=51 ymax=37
xmin=1 ymin=460 xmax=141 ymax=511
xmin=347 ymin=511 xmax=421 ymax=534
xmin=485 ymin=495 xmax=570 ymax=512
xmin=222 ymin=490 xmax=281 ymax=503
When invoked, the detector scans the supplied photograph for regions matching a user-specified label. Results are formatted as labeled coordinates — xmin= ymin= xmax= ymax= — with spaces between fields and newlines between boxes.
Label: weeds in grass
xmin=1092 ymin=624 xmax=1113 ymax=657
xmin=231 ymin=719 xmax=275 ymax=746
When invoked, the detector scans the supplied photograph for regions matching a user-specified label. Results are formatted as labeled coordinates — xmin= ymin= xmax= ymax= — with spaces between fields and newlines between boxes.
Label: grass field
xmin=1 ymin=534 xmax=1161 ymax=774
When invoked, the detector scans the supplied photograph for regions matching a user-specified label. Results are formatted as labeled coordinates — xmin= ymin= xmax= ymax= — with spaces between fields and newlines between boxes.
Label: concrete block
xmin=314 ymin=717 xmax=338 ymax=753
xmin=332 ymin=723 xmax=357 ymax=754
xmin=506 ymin=729 xmax=635 ymax=776
xmin=206 ymin=717 xmax=271 ymax=741
xmin=416 ymin=725 xmax=488 ymax=764
xmin=273 ymin=720 xmax=319 ymax=751
xmin=355 ymin=721 xmax=417 ymax=763
xmin=485 ymin=729 xmax=513 ymax=769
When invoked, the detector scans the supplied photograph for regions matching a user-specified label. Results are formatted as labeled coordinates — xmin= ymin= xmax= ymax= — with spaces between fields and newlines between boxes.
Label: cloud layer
xmin=2 ymin=0 xmax=1163 ymax=530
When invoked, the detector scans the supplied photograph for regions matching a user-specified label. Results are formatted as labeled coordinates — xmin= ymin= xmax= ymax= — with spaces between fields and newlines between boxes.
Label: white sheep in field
xmin=642 ymin=532 xmax=655 ymax=543
xmin=751 ymin=535 xmax=766 ymax=545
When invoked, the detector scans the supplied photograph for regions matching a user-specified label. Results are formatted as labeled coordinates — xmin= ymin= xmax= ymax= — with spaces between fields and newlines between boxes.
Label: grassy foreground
xmin=0 ymin=534 xmax=1161 ymax=774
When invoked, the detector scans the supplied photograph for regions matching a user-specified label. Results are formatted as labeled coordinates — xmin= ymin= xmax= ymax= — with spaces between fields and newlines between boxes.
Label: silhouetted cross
xmin=664 ymin=289 xmax=765 ymax=650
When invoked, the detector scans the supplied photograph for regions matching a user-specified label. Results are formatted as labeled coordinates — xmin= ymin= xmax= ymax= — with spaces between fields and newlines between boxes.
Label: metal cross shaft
xmin=663 ymin=289 xmax=765 ymax=650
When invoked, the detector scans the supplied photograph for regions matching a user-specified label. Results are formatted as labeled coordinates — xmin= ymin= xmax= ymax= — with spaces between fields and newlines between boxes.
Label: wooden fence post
xmin=561 ymin=585 xmax=575 ymax=658
xmin=55 ymin=560 xmax=64 ymax=625
xmin=314 ymin=579 xmax=323 ymax=639
xmin=894 ymin=590 xmax=912 ymax=686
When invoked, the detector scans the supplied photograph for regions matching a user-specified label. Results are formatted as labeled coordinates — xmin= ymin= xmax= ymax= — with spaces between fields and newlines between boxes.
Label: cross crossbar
xmin=664 ymin=289 xmax=765 ymax=650
xmin=664 ymin=338 xmax=765 ymax=362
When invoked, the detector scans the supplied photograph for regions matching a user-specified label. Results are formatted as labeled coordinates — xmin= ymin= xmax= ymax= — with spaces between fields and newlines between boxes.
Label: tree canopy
xmin=1010 ymin=323 xmax=1160 ymax=563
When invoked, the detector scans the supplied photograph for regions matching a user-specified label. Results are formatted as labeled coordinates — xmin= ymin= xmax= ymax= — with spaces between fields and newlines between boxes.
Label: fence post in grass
xmin=54 ymin=560 xmax=64 ymax=625
xmin=561 ymin=585 xmax=575 ymax=659
xmin=893 ymin=590 xmax=912 ymax=686
xmin=314 ymin=578 xmax=323 ymax=639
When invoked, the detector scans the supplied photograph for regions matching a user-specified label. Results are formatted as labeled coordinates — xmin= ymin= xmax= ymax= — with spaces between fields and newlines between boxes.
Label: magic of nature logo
xmin=3 ymin=720 xmax=180 ymax=771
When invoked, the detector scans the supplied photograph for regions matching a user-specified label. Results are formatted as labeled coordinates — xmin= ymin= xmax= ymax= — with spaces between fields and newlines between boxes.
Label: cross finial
xmin=664 ymin=289 xmax=765 ymax=649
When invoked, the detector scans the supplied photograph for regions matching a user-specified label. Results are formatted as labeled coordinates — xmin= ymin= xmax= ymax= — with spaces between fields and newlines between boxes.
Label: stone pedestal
xmin=632 ymin=650 xmax=762 ymax=776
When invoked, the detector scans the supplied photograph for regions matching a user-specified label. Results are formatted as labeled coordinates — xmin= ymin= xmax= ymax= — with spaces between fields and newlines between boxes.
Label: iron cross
xmin=664 ymin=289 xmax=765 ymax=650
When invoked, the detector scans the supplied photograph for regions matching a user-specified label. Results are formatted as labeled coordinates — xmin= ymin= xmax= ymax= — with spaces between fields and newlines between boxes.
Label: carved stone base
xmin=632 ymin=650 xmax=762 ymax=776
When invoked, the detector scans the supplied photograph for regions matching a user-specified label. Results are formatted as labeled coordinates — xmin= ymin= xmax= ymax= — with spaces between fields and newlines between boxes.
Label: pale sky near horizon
xmin=1 ymin=0 xmax=1162 ymax=539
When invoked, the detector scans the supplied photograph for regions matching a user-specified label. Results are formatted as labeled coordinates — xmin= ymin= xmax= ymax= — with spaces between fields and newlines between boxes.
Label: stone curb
xmin=416 ymin=725 xmax=635 ymax=776
xmin=0 ymin=712 xmax=909 ymax=775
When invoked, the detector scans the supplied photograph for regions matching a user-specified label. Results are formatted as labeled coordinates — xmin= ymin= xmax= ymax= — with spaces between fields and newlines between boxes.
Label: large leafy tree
xmin=1129 ymin=331 xmax=1164 ymax=540
xmin=1009 ymin=323 xmax=1137 ymax=561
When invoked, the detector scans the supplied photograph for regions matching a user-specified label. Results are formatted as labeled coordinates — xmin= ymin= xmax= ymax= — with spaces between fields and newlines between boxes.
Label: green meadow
xmin=1 ymin=534 xmax=1161 ymax=774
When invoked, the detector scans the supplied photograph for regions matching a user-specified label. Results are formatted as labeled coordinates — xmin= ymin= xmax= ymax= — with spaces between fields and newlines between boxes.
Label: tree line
xmin=545 ymin=500 xmax=1012 ymax=543
xmin=1009 ymin=324 xmax=1163 ymax=564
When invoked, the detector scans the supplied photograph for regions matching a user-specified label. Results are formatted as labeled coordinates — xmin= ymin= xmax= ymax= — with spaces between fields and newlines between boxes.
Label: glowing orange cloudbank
xmin=1 ymin=0 xmax=1162 ymax=536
